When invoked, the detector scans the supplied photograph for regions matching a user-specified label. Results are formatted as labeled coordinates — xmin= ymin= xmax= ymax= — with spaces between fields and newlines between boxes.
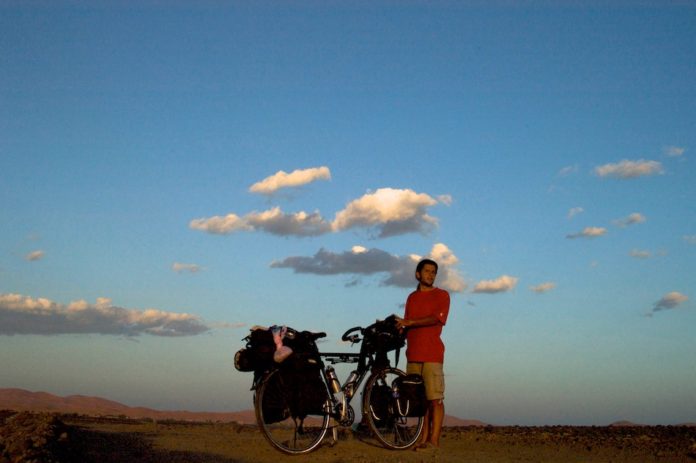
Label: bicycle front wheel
xmin=254 ymin=368 xmax=331 ymax=455
xmin=363 ymin=367 xmax=425 ymax=450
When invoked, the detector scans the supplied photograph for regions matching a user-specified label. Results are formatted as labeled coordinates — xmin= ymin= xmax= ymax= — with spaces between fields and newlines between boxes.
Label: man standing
xmin=396 ymin=258 xmax=450 ymax=451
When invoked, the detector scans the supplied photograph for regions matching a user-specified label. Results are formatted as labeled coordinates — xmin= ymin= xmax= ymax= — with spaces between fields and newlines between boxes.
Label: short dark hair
xmin=416 ymin=258 xmax=438 ymax=274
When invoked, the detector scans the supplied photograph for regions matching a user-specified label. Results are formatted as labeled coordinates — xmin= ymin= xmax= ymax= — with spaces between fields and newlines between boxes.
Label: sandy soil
xmin=2 ymin=412 xmax=696 ymax=463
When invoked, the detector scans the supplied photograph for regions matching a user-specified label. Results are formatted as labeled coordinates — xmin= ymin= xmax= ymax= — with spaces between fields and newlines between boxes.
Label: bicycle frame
xmin=319 ymin=333 xmax=401 ymax=424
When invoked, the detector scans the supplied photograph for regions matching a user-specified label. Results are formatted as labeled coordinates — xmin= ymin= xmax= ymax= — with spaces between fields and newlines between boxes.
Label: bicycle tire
xmin=362 ymin=367 xmax=425 ymax=450
xmin=254 ymin=368 xmax=331 ymax=455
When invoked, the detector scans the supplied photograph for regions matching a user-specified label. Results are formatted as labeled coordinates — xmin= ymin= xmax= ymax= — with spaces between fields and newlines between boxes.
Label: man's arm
xmin=395 ymin=315 xmax=439 ymax=330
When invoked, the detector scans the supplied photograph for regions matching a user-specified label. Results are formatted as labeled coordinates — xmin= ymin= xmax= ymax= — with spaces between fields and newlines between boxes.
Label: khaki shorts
xmin=406 ymin=362 xmax=445 ymax=401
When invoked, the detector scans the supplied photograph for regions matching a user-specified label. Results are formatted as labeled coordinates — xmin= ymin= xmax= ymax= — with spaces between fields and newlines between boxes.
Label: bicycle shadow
xmin=338 ymin=424 xmax=390 ymax=450
xmin=62 ymin=424 xmax=242 ymax=463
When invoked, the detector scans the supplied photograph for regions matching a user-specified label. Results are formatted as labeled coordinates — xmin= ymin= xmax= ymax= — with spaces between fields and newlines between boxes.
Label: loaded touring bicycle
xmin=234 ymin=315 xmax=427 ymax=455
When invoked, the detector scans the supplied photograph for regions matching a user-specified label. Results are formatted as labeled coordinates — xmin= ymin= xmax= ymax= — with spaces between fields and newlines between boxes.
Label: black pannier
xmin=261 ymin=371 xmax=290 ymax=424
xmin=234 ymin=327 xmax=276 ymax=373
xmin=233 ymin=348 xmax=254 ymax=372
xmin=392 ymin=374 xmax=427 ymax=417
xmin=235 ymin=326 xmax=329 ymax=419
xmin=282 ymin=365 xmax=328 ymax=418
xmin=281 ymin=344 xmax=328 ymax=418
xmin=368 ymin=383 xmax=393 ymax=425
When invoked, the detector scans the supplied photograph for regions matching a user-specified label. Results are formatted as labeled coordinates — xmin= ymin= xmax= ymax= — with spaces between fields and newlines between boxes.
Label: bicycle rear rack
xmin=320 ymin=352 xmax=360 ymax=364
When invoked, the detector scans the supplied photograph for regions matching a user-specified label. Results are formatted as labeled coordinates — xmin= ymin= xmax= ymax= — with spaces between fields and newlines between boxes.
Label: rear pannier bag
xmin=392 ymin=374 xmax=427 ymax=417
xmin=261 ymin=371 xmax=290 ymax=424
xmin=282 ymin=351 xmax=328 ymax=418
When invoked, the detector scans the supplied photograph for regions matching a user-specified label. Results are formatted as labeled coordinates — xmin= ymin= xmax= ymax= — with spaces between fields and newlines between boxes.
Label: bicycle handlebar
xmin=341 ymin=326 xmax=363 ymax=343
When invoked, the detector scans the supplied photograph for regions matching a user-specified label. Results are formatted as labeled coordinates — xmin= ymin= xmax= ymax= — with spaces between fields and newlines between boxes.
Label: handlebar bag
xmin=364 ymin=315 xmax=405 ymax=353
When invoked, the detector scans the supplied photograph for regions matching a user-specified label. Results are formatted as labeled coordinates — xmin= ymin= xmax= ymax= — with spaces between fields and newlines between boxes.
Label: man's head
xmin=415 ymin=258 xmax=438 ymax=289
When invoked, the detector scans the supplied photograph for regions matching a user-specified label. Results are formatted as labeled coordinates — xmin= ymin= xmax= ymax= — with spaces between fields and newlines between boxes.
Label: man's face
xmin=416 ymin=264 xmax=438 ymax=288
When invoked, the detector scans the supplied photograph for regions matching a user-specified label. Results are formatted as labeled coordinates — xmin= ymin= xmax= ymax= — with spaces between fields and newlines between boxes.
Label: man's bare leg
xmin=429 ymin=399 xmax=445 ymax=447
xmin=414 ymin=401 xmax=434 ymax=449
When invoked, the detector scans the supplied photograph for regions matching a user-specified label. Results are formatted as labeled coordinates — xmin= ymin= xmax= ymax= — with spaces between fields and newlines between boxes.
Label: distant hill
xmin=0 ymin=388 xmax=483 ymax=426
xmin=609 ymin=420 xmax=646 ymax=427
xmin=443 ymin=415 xmax=488 ymax=427
xmin=0 ymin=388 xmax=256 ymax=424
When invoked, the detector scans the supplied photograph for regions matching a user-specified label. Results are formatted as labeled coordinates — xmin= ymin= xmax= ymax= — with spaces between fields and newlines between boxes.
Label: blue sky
xmin=1 ymin=1 xmax=694 ymax=426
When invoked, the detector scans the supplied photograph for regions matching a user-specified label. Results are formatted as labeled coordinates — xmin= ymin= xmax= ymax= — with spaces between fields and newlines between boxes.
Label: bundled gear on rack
xmin=234 ymin=325 xmax=329 ymax=421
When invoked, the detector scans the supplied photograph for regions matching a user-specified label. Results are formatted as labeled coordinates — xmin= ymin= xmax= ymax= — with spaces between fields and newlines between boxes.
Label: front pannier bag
xmin=368 ymin=384 xmax=394 ymax=425
xmin=392 ymin=374 xmax=427 ymax=417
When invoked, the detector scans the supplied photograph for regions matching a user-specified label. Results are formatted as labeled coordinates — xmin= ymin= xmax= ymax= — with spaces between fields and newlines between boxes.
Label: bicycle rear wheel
xmin=363 ymin=367 xmax=424 ymax=450
xmin=254 ymin=368 xmax=331 ymax=455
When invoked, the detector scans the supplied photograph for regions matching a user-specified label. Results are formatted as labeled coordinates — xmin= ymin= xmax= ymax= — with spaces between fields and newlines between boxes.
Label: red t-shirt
xmin=404 ymin=287 xmax=450 ymax=363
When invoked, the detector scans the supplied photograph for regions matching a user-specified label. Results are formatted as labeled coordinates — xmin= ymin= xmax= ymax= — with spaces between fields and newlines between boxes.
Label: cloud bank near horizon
xmin=0 ymin=293 xmax=211 ymax=337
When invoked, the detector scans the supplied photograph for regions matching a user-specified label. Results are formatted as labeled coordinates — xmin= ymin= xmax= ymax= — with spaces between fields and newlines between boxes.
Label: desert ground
xmin=2 ymin=411 xmax=696 ymax=463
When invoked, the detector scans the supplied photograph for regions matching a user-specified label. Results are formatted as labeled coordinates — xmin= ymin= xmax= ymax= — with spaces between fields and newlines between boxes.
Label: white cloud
xmin=246 ymin=207 xmax=332 ymax=236
xmin=629 ymin=249 xmax=651 ymax=259
xmin=332 ymin=188 xmax=447 ymax=238
xmin=473 ymin=275 xmax=518 ymax=294
xmin=190 ymin=207 xmax=332 ymax=237
xmin=650 ymin=291 xmax=688 ymax=315
xmin=0 ymin=293 xmax=211 ymax=336
xmin=189 ymin=213 xmax=251 ymax=234
xmin=567 ymin=207 xmax=584 ymax=219
xmin=249 ymin=166 xmax=331 ymax=194
xmin=663 ymin=145 xmax=685 ymax=157
xmin=271 ymin=243 xmax=466 ymax=293
xmin=594 ymin=159 xmax=663 ymax=179
xmin=25 ymin=250 xmax=45 ymax=261
xmin=437 ymin=194 xmax=453 ymax=206
xmin=683 ymin=235 xmax=696 ymax=245
xmin=172 ymin=262 xmax=203 ymax=273
xmin=613 ymin=212 xmax=646 ymax=227
xmin=191 ymin=184 xmax=449 ymax=239
xmin=530 ymin=282 xmax=556 ymax=294
xmin=428 ymin=243 xmax=467 ymax=293
xmin=566 ymin=227 xmax=608 ymax=239
xmin=558 ymin=165 xmax=579 ymax=177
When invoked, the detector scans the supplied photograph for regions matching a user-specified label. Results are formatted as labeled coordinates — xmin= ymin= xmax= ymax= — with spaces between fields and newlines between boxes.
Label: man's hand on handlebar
xmin=394 ymin=315 xmax=409 ymax=332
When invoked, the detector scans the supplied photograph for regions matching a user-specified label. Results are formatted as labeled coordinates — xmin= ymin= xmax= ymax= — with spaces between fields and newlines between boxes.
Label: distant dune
xmin=0 ymin=388 xmax=256 ymax=423
xmin=0 ymin=388 xmax=482 ymax=426
xmin=609 ymin=420 xmax=645 ymax=427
